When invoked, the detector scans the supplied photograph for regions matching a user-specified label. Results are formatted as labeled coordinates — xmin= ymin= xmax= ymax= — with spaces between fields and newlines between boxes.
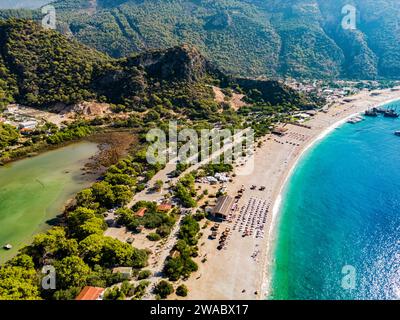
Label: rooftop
xmin=157 ymin=203 xmax=173 ymax=212
xmin=212 ymin=195 xmax=234 ymax=218
xmin=75 ymin=286 xmax=105 ymax=301
xmin=135 ymin=207 xmax=147 ymax=217
xmin=272 ymin=127 xmax=289 ymax=136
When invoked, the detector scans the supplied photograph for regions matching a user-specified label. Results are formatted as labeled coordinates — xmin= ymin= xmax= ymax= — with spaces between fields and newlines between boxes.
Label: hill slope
xmin=15 ymin=0 xmax=396 ymax=80
xmin=0 ymin=19 xmax=316 ymax=116
xmin=0 ymin=1 xmax=50 ymax=9
xmin=0 ymin=19 xmax=108 ymax=107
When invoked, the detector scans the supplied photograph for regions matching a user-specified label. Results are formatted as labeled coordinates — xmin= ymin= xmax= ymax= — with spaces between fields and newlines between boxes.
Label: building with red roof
xmin=135 ymin=207 xmax=147 ymax=217
xmin=157 ymin=203 xmax=173 ymax=213
xmin=75 ymin=286 xmax=105 ymax=301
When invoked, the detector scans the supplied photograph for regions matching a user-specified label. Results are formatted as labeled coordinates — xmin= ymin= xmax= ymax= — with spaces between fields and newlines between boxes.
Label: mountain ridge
xmin=18 ymin=0 xmax=395 ymax=80
xmin=0 ymin=19 xmax=317 ymax=116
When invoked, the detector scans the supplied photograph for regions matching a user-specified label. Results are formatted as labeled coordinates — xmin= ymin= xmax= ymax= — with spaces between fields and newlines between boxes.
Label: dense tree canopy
xmin=4 ymin=147 xmax=158 ymax=300
xmin=0 ymin=254 xmax=40 ymax=300
xmin=0 ymin=265 xmax=41 ymax=300
xmin=0 ymin=123 xmax=19 ymax=148
xmin=174 ymin=174 xmax=197 ymax=208
xmin=54 ymin=256 xmax=92 ymax=290
xmin=0 ymin=19 xmax=315 ymax=120
xmin=6 ymin=0 xmax=398 ymax=79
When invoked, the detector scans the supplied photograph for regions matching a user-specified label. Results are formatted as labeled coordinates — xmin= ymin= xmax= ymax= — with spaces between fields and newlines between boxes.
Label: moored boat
xmin=347 ymin=116 xmax=364 ymax=124
xmin=384 ymin=110 xmax=399 ymax=118
xmin=3 ymin=244 xmax=12 ymax=250
xmin=373 ymin=107 xmax=386 ymax=114
xmin=365 ymin=109 xmax=378 ymax=117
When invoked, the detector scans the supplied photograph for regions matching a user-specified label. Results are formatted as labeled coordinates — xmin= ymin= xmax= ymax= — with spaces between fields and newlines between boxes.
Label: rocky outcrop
xmin=128 ymin=45 xmax=222 ymax=83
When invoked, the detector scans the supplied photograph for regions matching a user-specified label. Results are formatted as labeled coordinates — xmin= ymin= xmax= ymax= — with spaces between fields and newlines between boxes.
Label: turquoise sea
xmin=271 ymin=101 xmax=400 ymax=300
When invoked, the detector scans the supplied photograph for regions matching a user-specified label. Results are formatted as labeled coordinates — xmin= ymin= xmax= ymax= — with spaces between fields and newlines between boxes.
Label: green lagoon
xmin=0 ymin=142 xmax=99 ymax=263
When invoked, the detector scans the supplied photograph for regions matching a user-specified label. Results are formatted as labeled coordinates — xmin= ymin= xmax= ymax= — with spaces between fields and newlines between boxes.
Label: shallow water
xmin=271 ymin=104 xmax=400 ymax=300
xmin=0 ymin=142 xmax=98 ymax=263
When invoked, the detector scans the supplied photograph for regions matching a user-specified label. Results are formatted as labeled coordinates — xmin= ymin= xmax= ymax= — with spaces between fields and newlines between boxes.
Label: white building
xmin=112 ymin=267 xmax=133 ymax=280
xmin=215 ymin=172 xmax=229 ymax=182
xmin=19 ymin=120 xmax=38 ymax=130
xmin=206 ymin=176 xmax=218 ymax=184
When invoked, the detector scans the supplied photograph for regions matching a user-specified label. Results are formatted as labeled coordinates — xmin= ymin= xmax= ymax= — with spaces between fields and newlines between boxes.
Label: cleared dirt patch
xmin=212 ymin=86 xmax=247 ymax=111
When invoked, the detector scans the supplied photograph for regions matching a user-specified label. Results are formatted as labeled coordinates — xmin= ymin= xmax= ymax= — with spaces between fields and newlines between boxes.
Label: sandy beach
xmin=183 ymin=87 xmax=400 ymax=300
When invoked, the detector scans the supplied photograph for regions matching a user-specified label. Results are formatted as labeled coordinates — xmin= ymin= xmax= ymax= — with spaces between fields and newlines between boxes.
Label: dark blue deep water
xmin=271 ymin=103 xmax=400 ymax=300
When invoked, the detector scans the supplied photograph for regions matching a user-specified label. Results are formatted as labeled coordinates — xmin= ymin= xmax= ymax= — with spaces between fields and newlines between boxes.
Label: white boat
xmin=3 ymin=244 xmax=12 ymax=250
xmin=347 ymin=116 xmax=364 ymax=124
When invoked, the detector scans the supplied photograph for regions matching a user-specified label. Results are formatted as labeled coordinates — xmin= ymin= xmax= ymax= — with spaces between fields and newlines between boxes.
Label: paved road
xmin=123 ymin=128 xmax=251 ymax=299
xmin=128 ymin=128 xmax=252 ymax=206
xmin=141 ymin=214 xmax=184 ymax=300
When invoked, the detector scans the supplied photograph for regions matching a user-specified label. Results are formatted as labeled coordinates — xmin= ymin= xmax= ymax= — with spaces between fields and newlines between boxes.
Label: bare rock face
xmin=128 ymin=45 xmax=220 ymax=83
xmin=72 ymin=101 xmax=111 ymax=117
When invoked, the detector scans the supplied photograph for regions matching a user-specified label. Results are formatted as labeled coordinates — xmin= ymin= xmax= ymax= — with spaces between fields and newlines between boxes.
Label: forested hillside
xmin=0 ymin=19 xmax=109 ymax=107
xmin=0 ymin=19 xmax=315 ymax=115
xmin=0 ymin=1 xmax=50 ymax=9
xmin=8 ymin=0 xmax=394 ymax=80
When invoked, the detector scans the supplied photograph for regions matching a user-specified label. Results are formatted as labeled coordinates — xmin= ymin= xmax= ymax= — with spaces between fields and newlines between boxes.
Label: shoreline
xmin=184 ymin=87 xmax=400 ymax=300
xmin=0 ymin=139 xmax=83 ymax=166
xmin=261 ymin=91 xmax=400 ymax=299
xmin=0 ymin=129 xmax=138 ymax=264
xmin=260 ymin=110 xmax=364 ymax=299
xmin=0 ymin=141 xmax=100 ymax=264
xmin=0 ymin=128 xmax=135 ymax=170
